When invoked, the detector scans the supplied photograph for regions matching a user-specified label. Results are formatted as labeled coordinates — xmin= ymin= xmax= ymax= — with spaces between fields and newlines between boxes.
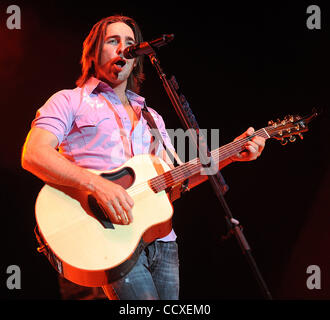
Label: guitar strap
xmin=141 ymin=103 xmax=177 ymax=165
xmin=142 ymin=103 xmax=189 ymax=193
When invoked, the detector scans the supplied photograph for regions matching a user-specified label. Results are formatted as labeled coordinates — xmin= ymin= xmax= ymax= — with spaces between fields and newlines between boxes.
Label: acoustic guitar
xmin=34 ymin=111 xmax=318 ymax=287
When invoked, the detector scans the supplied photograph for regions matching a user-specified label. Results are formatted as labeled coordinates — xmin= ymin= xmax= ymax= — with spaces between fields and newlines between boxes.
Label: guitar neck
xmin=149 ymin=128 xmax=270 ymax=193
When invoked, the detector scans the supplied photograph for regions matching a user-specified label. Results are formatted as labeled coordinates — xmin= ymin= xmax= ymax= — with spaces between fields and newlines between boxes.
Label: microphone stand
xmin=146 ymin=47 xmax=273 ymax=300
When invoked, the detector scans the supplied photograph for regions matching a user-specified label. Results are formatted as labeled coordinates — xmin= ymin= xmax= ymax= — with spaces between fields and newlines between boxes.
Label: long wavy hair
xmin=76 ymin=15 xmax=145 ymax=93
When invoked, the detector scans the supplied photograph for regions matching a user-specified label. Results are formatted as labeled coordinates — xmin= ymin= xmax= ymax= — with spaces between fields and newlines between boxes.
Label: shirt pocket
xmin=75 ymin=112 xmax=120 ymax=132
xmin=75 ymin=113 xmax=107 ymax=128
xmin=72 ymin=113 xmax=119 ymax=150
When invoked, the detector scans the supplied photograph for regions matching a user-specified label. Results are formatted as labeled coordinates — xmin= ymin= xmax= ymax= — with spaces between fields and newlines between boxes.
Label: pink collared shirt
xmin=32 ymin=77 xmax=176 ymax=241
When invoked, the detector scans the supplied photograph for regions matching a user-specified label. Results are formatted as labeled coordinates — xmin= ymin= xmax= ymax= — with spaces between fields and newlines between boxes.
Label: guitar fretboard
xmin=149 ymin=128 xmax=270 ymax=193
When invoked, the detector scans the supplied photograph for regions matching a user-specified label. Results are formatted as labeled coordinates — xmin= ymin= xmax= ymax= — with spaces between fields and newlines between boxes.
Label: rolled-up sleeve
xmin=32 ymin=90 xmax=75 ymax=145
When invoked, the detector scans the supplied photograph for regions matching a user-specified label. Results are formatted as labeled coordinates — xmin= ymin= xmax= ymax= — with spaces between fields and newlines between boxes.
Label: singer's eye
xmin=125 ymin=36 xmax=136 ymax=46
xmin=106 ymin=38 xmax=118 ymax=45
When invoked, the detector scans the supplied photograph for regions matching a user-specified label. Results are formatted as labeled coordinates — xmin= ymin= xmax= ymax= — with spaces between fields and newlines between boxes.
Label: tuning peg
xmin=280 ymin=138 xmax=288 ymax=145
xmin=284 ymin=115 xmax=294 ymax=122
xmin=289 ymin=135 xmax=296 ymax=143
xmin=268 ymin=120 xmax=278 ymax=128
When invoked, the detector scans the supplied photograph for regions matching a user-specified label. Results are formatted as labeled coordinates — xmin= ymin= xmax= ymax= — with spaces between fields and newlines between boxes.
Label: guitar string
xmin=127 ymin=142 xmax=238 ymax=195
xmin=123 ymin=125 xmax=293 ymax=196
xmin=128 ymin=125 xmax=291 ymax=196
xmin=127 ymin=128 xmax=273 ymax=195
xmin=147 ymin=128 xmax=270 ymax=190
xmin=127 ymin=128 xmax=271 ymax=196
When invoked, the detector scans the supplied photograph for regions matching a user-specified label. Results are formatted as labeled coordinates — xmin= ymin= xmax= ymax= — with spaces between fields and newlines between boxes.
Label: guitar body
xmin=35 ymin=154 xmax=173 ymax=287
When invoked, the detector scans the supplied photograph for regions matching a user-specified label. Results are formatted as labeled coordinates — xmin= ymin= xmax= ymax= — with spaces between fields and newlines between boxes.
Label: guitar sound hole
xmin=100 ymin=166 xmax=135 ymax=189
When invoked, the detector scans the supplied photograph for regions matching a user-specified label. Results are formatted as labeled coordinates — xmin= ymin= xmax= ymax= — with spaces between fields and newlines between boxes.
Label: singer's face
xmin=96 ymin=22 xmax=136 ymax=88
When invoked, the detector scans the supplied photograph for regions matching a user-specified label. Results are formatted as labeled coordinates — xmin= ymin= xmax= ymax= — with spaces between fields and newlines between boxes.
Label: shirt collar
xmin=83 ymin=77 xmax=101 ymax=95
xmin=83 ymin=77 xmax=145 ymax=106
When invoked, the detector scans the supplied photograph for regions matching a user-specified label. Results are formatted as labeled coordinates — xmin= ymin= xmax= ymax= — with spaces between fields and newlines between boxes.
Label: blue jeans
xmin=102 ymin=241 xmax=179 ymax=300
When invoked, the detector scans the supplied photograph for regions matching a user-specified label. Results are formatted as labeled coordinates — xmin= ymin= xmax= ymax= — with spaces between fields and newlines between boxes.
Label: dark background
xmin=0 ymin=0 xmax=329 ymax=300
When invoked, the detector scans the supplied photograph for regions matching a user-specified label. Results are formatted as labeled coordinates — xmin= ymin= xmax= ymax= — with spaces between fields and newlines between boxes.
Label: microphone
xmin=123 ymin=34 xmax=174 ymax=59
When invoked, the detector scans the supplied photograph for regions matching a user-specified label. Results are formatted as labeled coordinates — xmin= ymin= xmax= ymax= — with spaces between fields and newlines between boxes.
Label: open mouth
xmin=114 ymin=59 xmax=126 ymax=68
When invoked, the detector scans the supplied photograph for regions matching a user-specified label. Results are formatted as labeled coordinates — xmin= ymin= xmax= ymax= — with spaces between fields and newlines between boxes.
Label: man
xmin=21 ymin=15 xmax=265 ymax=300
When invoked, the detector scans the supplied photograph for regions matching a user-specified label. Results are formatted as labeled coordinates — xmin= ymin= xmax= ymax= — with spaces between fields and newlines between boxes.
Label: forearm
xmin=22 ymin=132 xmax=134 ymax=224
xmin=22 ymin=144 xmax=99 ymax=193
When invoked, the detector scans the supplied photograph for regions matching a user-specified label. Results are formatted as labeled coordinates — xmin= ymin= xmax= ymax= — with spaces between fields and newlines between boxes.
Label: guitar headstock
xmin=266 ymin=109 xmax=319 ymax=145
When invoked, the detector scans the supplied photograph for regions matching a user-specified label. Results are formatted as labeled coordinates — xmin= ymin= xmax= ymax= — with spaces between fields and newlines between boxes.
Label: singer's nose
xmin=116 ymin=41 xmax=123 ymax=55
